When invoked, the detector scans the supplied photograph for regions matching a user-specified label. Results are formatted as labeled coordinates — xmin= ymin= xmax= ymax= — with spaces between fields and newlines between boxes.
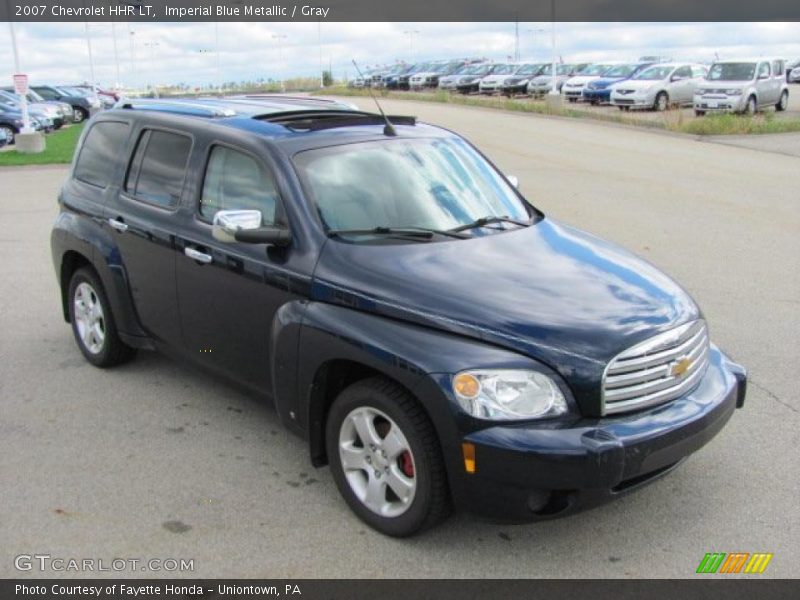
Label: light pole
xmin=318 ymin=21 xmax=324 ymax=88
xmin=215 ymin=22 xmax=221 ymax=93
xmin=403 ymin=30 xmax=419 ymax=63
xmin=128 ymin=28 xmax=136 ymax=89
xmin=6 ymin=19 xmax=32 ymax=133
xmin=272 ymin=34 xmax=287 ymax=92
xmin=84 ymin=21 xmax=97 ymax=97
xmin=549 ymin=0 xmax=558 ymax=96
xmin=144 ymin=42 xmax=160 ymax=97
xmin=110 ymin=22 xmax=121 ymax=89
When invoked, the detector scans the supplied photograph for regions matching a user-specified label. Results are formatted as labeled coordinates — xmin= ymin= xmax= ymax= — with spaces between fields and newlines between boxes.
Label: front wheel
xmin=0 ymin=124 xmax=16 ymax=144
xmin=654 ymin=92 xmax=669 ymax=111
xmin=326 ymin=377 xmax=451 ymax=537
xmin=776 ymin=90 xmax=788 ymax=112
xmin=68 ymin=267 xmax=136 ymax=367
xmin=743 ymin=95 xmax=757 ymax=115
xmin=73 ymin=107 xmax=89 ymax=123
xmin=694 ymin=109 xmax=706 ymax=117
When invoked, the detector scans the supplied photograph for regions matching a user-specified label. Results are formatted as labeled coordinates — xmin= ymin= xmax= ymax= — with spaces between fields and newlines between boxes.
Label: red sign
xmin=13 ymin=74 xmax=28 ymax=95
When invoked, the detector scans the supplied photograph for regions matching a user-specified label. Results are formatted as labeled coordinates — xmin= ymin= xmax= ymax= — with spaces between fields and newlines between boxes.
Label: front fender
xmin=292 ymin=301 xmax=557 ymax=471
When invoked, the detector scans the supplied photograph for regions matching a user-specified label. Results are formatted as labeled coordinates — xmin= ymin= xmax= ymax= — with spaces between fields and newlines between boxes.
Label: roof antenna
xmin=352 ymin=59 xmax=397 ymax=136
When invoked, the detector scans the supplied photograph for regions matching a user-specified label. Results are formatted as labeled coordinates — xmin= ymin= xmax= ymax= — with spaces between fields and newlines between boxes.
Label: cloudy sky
xmin=3 ymin=21 xmax=799 ymax=88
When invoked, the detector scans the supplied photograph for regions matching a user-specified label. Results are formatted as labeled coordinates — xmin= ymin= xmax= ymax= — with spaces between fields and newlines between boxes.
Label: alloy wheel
xmin=73 ymin=282 xmax=106 ymax=354
xmin=338 ymin=406 xmax=417 ymax=518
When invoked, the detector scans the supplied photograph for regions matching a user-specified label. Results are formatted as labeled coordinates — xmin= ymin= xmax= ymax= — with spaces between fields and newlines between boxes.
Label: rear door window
xmin=74 ymin=121 xmax=130 ymax=188
xmin=125 ymin=129 xmax=192 ymax=208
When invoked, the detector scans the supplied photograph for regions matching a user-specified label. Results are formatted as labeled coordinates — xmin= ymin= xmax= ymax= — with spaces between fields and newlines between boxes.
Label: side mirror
xmin=506 ymin=175 xmax=519 ymax=189
xmin=212 ymin=209 xmax=291 ymax=246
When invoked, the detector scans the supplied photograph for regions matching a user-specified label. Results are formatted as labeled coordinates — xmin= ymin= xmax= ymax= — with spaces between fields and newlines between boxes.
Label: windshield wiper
xmin=328 ymin=226 xmax=469 ymax=240
xmin=448 ymin=215 xmax=531 ymax=233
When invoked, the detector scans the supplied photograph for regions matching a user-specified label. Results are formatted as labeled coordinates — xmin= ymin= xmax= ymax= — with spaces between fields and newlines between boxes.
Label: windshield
xmin=491 ymin=64 xmax=515 ymax=75
xmin=580 ymin=64 xmax=613 ymax=76
xmin=603 ymin=64 xmax=637 ymax=78
xmin=436 ymin=62 xmax=462 ymax=74
xmin=633 ymin=66 xmax=674 ymax=80
xmin=294 ymin=138 xmax=530 ymax=238
xmin=514 ymin=64 xmax=541 ymax=76
xmin=463 ymin=64 xmax=492 ymax=76
xmin=708 ymin=63 xmax=756 ymax=81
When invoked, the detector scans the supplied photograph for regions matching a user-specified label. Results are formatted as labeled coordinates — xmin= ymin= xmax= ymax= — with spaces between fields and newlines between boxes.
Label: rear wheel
xmin=68 ymin=267 xmax=136 ymax=367
xmin=73 ymin=107 xmax=89 ymax=123
xmin=326 ymin=377 xmax=451 ymax=537
xmin=694 ymin=110 xmax=706 ymax=117
xmin=776 ymin=90 xmax=788 ymax=111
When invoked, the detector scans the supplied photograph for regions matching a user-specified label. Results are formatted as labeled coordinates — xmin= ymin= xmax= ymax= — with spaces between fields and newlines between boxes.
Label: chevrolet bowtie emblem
xmin=671 ymin=357 xmax=692 ymax=377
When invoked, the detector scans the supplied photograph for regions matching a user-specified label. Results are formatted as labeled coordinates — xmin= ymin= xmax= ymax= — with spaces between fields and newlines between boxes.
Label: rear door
xmin=103 ymin=126 xmax=192 ymax=348
xmin=174 ymin=140 xmax=303 ymax=394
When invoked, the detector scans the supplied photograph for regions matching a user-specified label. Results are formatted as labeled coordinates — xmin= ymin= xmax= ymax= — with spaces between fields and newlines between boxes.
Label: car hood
xmin=312 ymin=218 xmax=700 ymax=415
xmin=563 ymin=75 xmax=600 ymax=86
xmin=411 ymin=72 xmax=440 ymax=79
xmin=612 ymin=79 xmax=662 ymax=91
xmin=481 ymin=74 xmax=511 ymax=84
xmin=589 ymin=77 xmax=627 ymax=89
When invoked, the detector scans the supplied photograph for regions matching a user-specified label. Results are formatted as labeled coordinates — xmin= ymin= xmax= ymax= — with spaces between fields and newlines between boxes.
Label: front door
xmin=175 ymin=143 xmax=301 ymax=394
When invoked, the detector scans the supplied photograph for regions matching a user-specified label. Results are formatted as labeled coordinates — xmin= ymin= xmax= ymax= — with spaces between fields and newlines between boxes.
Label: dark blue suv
xmin=51 ymin=97 xmax=746 ymax=536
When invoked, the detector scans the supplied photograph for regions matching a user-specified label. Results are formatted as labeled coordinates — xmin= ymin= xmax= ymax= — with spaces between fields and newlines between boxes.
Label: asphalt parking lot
xmin=1 ymin=101 xmax=798 ymax=579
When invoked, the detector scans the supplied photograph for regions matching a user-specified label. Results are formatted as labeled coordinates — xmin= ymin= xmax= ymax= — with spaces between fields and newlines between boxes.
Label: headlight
xmin=452 ymin=369 xmax=568 ymax=420
xmin=791 ymin=68 xmax=799 ymax=76
xmin=695 ymin=89 xmax=708 ymax=95
xmin=725 ymin=89 xmax=743 ymax=95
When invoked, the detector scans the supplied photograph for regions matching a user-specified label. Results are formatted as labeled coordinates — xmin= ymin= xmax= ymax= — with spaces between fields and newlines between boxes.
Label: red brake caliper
xmin=400 ymin=451 xmax=414 ymax=478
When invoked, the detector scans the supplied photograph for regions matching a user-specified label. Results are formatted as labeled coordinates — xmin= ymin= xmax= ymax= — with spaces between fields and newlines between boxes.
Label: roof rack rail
xmin=117 ymin=99 xmax=236 ymax=118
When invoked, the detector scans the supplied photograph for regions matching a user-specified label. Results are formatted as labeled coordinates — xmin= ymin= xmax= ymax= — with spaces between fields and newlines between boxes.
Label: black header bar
xmin=1 ymin=0 xmax=799 ymax=22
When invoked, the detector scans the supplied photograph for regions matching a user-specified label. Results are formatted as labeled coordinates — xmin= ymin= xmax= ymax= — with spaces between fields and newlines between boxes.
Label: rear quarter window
xmin=73 ymin=121 xmax=130 ymax=188
xmin=125 ymin=129 xmax=192 ymax=208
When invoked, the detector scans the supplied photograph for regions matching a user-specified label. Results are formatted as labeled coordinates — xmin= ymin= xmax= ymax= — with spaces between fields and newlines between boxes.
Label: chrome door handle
xmin=108 ymin=218 xmax=128 ymax=232
xmin=184 ymin=247 xmax=212 ymax=264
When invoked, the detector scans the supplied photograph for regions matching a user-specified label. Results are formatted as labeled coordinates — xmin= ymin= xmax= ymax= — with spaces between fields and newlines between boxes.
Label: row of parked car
xmin=353 ymin=57 xmax=798 ymax=115
xmin=0 ymin=84 xmax=119 ymax=145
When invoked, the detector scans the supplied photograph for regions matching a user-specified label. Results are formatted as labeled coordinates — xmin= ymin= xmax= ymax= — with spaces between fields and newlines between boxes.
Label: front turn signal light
xmin=462 ymin=442 xmax=476 ymax=474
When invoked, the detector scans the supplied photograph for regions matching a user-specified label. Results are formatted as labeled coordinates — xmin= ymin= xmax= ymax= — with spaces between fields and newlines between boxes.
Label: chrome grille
xmin=602 ymin=320 xmax=709 ymax=415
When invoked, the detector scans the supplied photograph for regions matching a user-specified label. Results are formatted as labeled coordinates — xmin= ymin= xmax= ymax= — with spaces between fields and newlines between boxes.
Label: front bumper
xmin=450 ymin=345 xmax=746 ymax=521
xmin=694 ymin=94 xmax=746 ymax=113
xmin=611 ymin=93 xmax=654 ymax=108
xmin=562 ymin=87 xmax=585 ymax=99
xmin=583 ymin=88 xmax=612 ymax=102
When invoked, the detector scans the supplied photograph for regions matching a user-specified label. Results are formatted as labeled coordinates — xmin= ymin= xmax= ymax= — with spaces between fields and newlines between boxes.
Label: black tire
xmin=73 ymin=107 xmax=89 ymax=123
xmin=67 ymin=267 xmax=136 ymax=368
xmin=654 ymin=91 xmax=669 ymax=112
xmin=776 ymin=90 xmax=789 ymax=112
xmin=0 ymin=124 xmax=16 ymax=144
xmin=744 ymin=95 xmax=757 ymax=115
xmin=694 ymin=110 xmax=706 ymax=117
xmin=326 ymin=377 xmax=451 ymax=537
xmin=567 ymin=97 xmax=577 ymax=103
